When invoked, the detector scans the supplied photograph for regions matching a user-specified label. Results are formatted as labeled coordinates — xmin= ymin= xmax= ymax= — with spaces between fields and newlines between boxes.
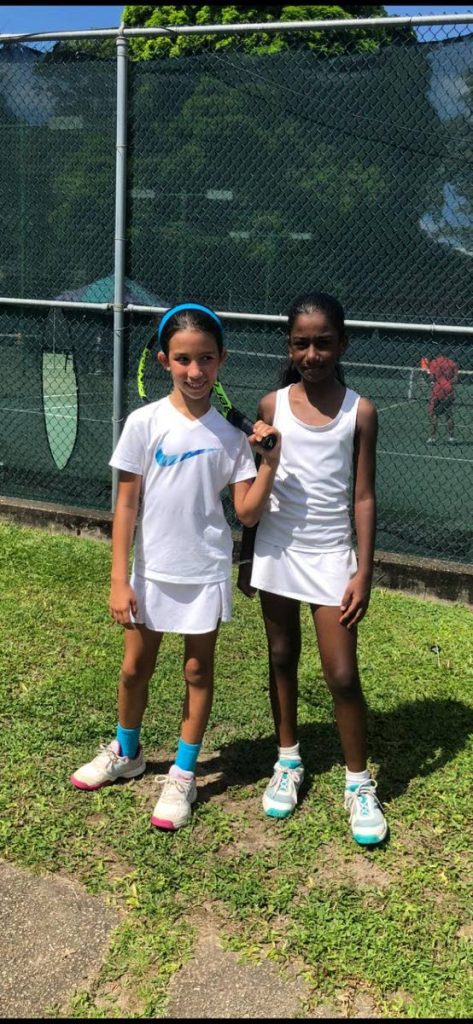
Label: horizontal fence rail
xmin=2 ymin=14 xmax=473 ymax=43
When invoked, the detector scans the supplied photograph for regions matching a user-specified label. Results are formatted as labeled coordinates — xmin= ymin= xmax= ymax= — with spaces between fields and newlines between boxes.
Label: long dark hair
xmin=159 ymin=304 xmax=224 ymax=356
xmin=280 ymin=291 xmax=346 ymax=387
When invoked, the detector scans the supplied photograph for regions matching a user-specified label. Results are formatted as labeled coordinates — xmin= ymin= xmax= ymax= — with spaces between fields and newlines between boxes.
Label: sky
xmin=0 ymin=5 xmax=472 ymax=39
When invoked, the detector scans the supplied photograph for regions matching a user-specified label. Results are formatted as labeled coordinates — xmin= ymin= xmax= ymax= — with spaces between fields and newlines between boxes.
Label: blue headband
xmin=157 ymin=302 xmax=223 ymax=347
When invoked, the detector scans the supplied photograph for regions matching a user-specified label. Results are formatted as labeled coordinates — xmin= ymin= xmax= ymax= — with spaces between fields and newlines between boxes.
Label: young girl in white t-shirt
xmin=71 ymin=302 xmax=280 ymax=830
xmin=238 ymin=291 xmax=388 ymax=846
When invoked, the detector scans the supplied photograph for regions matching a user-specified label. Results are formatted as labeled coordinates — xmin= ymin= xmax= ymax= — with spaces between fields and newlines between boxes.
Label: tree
xmin=122 ymin=6 xmax=413 ymax=60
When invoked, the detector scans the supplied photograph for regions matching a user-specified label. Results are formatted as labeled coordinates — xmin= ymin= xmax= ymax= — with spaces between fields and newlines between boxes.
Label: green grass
xmin=1 ymin=521 xmax=472 ymax=1018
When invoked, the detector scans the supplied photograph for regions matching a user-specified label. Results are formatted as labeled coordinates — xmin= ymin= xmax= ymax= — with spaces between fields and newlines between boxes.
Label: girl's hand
xmin=237 ymin=562 xmax=257 ymax=598
xmin=109 ymin=580 xmax=138 ymax=627
xmin=339 ymin=572 xmax=372 ymax=630
xmin=249 ymin=420 xmax=281 ymax=463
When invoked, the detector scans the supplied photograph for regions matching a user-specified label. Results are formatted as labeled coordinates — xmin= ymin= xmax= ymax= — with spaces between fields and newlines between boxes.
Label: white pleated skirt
xmin=251 ymin=538 xmax=358 ymax=606
xmin=129 ymin=571 xmax=232 ymax=633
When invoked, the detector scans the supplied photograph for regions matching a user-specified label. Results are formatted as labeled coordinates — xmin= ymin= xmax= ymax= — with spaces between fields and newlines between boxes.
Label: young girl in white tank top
xmin=238 ymin=291 xmax=388 ymax=847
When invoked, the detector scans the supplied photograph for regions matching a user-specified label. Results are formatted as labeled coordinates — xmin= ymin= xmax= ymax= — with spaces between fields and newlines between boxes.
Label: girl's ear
xmin=157 ymin=350 xmax=170 ymax=370
xmin=339 ymin=333 xmax=348 ymax=356
xmin=219 ymin=348 xmax=228 ymax=369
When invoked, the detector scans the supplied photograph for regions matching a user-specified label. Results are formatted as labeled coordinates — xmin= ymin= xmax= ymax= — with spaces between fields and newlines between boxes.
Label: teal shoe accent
xmin=265 ymin=806 xmax=293 ymax=819
xmin=351 ymin=830 xmax=389 ymax=846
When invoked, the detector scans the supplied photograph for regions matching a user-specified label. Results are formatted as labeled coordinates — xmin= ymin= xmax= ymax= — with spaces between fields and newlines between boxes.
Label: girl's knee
xmin=184 ymin=656 xmax=213 ymax=687
xmin=325 ymin=668 xmax=362 ymax=701
xmin=120 ymin=660 xmax=153 ymax=689
xmin=268 ymin=639 xmax=300 ymax=675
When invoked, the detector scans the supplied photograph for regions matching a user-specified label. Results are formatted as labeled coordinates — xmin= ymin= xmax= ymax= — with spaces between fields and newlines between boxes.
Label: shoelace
xmin=96 ymin=743 xmax=123 ymax=767
xmin=272 ymin=765 xmax=301 ymax=795
xmin=353 ymin=780 xmax=380 ymax=817
xmin=159 ymin=776 xmax=192 ymax=799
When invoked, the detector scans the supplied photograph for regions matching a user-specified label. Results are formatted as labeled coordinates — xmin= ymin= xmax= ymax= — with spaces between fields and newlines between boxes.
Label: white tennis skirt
xmin=129 ymin=571 xmax=232 ymax=634
xmin=251 ymin=539 xmax=358 ymax=606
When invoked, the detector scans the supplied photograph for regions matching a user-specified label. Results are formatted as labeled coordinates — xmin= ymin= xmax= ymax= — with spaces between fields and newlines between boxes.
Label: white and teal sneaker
xmin=344 ymin=779 xmax=388 ymax=845
xmin=262 ymin=760 xmax=304 ymax=819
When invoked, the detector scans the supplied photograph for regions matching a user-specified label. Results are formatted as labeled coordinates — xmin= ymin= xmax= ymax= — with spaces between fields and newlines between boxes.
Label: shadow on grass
xmin=145 ymin=697 xmax=473 ymax=805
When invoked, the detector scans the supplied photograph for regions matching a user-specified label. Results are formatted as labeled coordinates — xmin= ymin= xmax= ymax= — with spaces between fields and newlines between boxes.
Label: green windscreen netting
xmin=0 ymin=25 xmax=472 ymax=562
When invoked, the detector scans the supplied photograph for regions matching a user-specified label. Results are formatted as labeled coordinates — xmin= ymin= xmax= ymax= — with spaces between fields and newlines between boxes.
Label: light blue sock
xmin=116 ymin=724 xmax=141 ymax=760
xmin=175 ymin=737 xmax=201 ymax=774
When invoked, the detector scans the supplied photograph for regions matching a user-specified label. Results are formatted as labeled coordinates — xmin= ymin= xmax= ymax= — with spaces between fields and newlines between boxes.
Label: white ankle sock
xmin=278 ymin=742 xmax=302 ymax=764
xmin=345 ymin=767 xmax=370 ymax=788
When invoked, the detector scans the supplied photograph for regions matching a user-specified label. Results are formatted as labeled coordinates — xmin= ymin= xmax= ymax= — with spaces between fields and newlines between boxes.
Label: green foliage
xmin=121 ymin=5 xmax=413 ymax=60
xmin=44 ymin=5 xmax=414 ymax=63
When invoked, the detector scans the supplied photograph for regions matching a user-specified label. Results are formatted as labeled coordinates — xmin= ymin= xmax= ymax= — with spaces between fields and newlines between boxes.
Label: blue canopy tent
xmin=54 ymin=273 xmax=166 ymax=307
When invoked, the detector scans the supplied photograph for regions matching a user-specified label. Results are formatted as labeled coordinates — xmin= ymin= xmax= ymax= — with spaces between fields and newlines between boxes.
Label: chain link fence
xmin=0 ymin=16 xmax=472 ymax=563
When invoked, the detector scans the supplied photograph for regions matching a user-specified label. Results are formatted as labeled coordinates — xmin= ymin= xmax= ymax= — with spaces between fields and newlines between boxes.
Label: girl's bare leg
xmin=260 ymin=591 xmax=301 ymax=747
xmin=311 ymin=605 xmax=367 ymax=772
xmin=118 ymin=625 xmax=163 ymax=728
xmin=180 ymin=628 xmax=220 ymax=744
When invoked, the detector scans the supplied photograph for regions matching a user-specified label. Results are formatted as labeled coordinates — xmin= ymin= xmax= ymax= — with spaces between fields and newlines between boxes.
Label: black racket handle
xmin=259 ymin=433 xmax=277 ymax=451
xmin=226 ymin=408 xmax=277 ymax=450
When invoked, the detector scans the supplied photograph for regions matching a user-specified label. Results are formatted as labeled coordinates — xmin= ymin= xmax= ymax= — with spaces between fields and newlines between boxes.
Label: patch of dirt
xmin=86 ymin=813 xmax=107 ymax=826
xmin=301 ymin=840 xmax=392 ymax=892
xmin=303 ymin=984 xmax=382 ymax=1019
xmin=383 ymin=987 xmax=414 ymax=1012
xmin=94 ymin=978 xmax=143 ymax=1018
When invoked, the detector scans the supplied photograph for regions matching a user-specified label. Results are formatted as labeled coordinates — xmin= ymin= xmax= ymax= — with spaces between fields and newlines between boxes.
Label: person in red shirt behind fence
xmin=421 ymin=355 xmax=459 ymax=444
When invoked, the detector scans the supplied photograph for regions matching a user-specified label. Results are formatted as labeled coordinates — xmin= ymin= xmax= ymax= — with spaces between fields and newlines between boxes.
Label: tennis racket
xmin=136 ymin=328 xmax=276 ymax=450
xmin=212 ymin=378 xmax=276 ymax=450
xmin=136 ymin=326 xmax=158 ymax=405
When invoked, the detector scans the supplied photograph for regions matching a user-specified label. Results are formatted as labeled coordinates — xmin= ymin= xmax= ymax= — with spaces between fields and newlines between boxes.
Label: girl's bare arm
xmin=230 ymin=392 xmax=279 ymax=530
xmin=339 ymin=398 xmax=378 ymax=628
xmin=236 ymin=392 xmax=277 ymax=595
xmin=109 ymin=470 xmax=142 ymax=625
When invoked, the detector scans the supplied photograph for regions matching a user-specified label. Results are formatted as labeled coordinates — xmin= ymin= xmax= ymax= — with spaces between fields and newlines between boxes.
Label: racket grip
xmin=227 ymin=408 xmax=276 ymax=450
xmin=259 ymin=433 xmax=277 ymax=451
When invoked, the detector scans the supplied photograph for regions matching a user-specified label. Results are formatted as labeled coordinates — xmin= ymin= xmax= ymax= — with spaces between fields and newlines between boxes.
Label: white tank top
xmin=256 ymin=385 xmax=360 ymax=552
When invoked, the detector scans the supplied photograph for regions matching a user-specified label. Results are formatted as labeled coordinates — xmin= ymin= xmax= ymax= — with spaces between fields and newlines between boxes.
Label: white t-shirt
xmin=256 ymin=385 xmax=360 ymax=553
xmin=110 ymin=397 xmax=256 ymax=583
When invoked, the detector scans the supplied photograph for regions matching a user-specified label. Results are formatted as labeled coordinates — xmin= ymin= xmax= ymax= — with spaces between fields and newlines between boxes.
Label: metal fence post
xmin=112 ymin=24 xmax=128 ymax=511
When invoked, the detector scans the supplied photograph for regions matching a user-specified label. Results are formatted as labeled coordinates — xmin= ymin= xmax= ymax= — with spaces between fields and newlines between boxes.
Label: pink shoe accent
xmin=150 ymin=815 xmax=177 ymax=830
xmin=69 ymin=775 xmax=109 ymax=791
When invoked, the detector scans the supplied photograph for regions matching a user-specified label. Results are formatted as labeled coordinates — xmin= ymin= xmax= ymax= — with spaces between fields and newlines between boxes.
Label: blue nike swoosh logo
xmin=155 ymin=446 xmax=219 ymax=467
